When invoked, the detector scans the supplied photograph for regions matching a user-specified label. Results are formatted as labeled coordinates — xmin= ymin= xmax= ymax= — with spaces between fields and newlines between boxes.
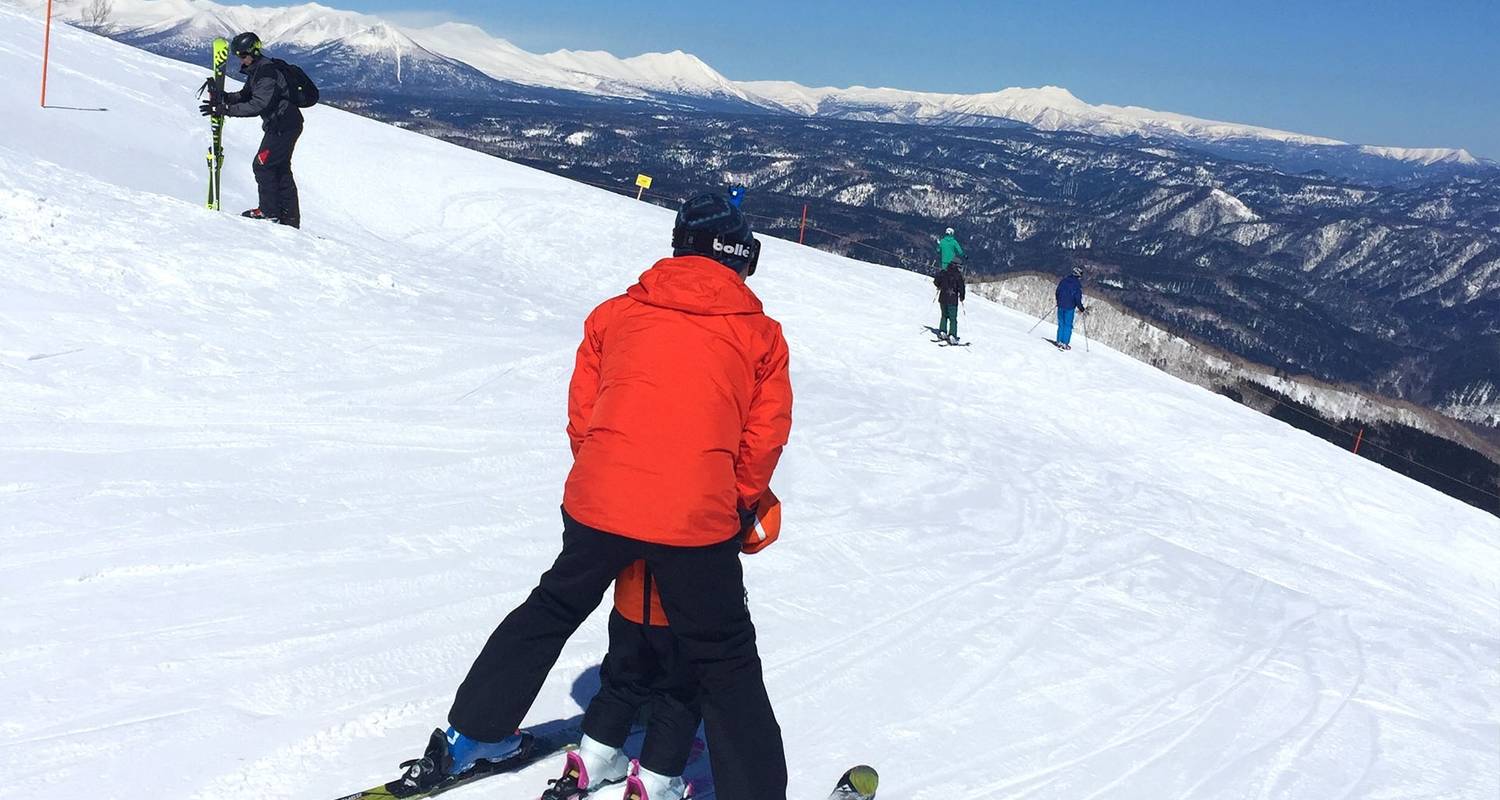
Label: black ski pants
xmin=253 ymin=124 xmax=301 ymax=228
xmin=449 ymin=508 xmax=787 ymax=800
xmin=584 ymin=610 xmax=701 ymax=777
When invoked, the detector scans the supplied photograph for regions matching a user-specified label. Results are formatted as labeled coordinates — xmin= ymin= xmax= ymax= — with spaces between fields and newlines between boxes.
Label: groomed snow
xmin=2 ymin=10 xmax=1498 ymax=800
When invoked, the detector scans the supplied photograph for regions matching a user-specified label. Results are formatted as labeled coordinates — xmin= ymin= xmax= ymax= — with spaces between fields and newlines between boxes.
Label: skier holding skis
xmin=1055 ymin=266 xmax=1088 ymax=351
xmin=933 ymin=260 xmax=966 ymax=344
xmin=405 ymin=193 xmax=793 ymax=800
xmin=199 ymin=32 xmax=304 ymax=228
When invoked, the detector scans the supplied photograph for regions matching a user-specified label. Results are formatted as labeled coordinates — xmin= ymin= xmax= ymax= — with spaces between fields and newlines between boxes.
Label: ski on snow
xmin=663 ymin=763 xmax=877 ymax=800
xmin=827 ymin=765 xmax=879 ymax=800
xmin=922 ymin=326 xmax=971 ymax=347
xmin=329 ymin=721 xmax=872 ymax=800
xmin=330 ymin=727 xmax=577 ymax=800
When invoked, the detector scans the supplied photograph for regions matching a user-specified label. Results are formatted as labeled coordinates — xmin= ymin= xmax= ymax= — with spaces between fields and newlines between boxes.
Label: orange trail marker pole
xmin=41 ymin=0 xmax=54 ymax=107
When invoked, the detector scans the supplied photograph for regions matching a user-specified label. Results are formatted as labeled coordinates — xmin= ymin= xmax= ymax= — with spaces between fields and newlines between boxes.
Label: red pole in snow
xmin=1352 ymin=428 xmax=1364 ymax=454
xmin=798 ymin=203 xmax=808 ymax=244
xmin=40 ymin=0 xmax=54 ymax=107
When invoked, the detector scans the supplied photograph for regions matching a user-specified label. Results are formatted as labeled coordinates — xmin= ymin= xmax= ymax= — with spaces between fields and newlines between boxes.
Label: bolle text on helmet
xmin=712 ymin=238 xmax=753 ymax=258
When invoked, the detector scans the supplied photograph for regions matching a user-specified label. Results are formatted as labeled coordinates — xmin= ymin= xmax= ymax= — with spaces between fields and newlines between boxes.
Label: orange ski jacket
xmin=563 ymin=255 xmax=793 ymax=547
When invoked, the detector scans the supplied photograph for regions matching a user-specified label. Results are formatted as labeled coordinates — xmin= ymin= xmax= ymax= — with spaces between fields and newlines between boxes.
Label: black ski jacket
xmin=934 ymin=265 xmax=966 ymax=306
xmin=224 ymin=57 xmax=303 ymax=132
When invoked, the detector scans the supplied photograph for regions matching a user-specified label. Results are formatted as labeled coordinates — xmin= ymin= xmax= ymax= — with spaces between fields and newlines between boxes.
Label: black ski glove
xmin=198 ymin=99 xmax=226 ymax=117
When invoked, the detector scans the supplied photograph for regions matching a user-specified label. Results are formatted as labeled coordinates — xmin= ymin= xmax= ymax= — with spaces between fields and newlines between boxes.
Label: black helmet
xmin=672 ymin=193 xmax=760 ymax=275
xmin=1071 ymin=266 xmax=1084 ymax=277
xmin=230 ymin=32 xmax=262 ymax=57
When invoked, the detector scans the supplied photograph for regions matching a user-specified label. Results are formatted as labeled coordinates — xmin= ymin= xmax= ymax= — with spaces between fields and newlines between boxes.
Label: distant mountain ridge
xmin=31 ymin=0 xmax=1497 ymax=182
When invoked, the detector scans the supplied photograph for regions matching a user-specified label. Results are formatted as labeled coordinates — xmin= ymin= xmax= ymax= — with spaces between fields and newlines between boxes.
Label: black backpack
xmin=270 ymin=58 xmax=319 ymax=108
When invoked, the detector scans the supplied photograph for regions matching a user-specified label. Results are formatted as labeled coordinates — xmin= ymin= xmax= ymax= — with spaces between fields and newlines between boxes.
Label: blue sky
xmin=307 ymin=0 xmax=1497 ymax=158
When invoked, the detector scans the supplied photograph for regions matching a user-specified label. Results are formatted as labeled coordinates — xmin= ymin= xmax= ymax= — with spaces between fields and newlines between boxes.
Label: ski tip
xmin=843 ymin=765 xmax=878 ymax=795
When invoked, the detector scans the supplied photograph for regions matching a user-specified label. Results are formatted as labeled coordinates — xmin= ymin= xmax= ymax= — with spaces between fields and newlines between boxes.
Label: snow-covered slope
xmin=968 ymin=275 xmax=1479 ymax=444
xmin=4 ymin=11 xmax=1499 ymax=800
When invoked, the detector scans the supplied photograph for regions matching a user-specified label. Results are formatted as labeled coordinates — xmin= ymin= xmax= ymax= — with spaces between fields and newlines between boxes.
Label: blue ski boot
xmin=445 ymin=726 xmax=524 ymax=775
xmin=398 ymin=726 xmax=526 ymax=792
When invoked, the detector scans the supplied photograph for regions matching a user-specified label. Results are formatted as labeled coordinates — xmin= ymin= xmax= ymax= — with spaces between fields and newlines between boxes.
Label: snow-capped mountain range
xmin=30 ymin=0 xmax=1492 ymax=175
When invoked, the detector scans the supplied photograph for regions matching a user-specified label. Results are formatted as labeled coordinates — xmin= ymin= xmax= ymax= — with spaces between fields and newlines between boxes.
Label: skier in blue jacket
xmin=1055 ymin=267 xmax=1087 ymax=350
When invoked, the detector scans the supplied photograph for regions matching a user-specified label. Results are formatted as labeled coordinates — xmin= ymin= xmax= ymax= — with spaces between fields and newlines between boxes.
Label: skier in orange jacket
xmin=402 ymin=193 xmax=793 ymax=800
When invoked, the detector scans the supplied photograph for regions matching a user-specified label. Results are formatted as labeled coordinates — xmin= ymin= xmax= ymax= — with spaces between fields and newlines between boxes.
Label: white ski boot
xmin=540 ymin=735 xmax=631 ymax=800
xmin=621 ymin=762 xmax=692 ymax=800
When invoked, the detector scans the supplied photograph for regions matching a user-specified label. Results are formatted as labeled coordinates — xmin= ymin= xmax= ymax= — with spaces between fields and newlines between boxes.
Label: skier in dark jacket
xmin=933 ymin=262 xmax=966 ymax=344
xmin=200 ymin=32 xmax=304 ymax=228
xmin=547 ymin=492 xmax=776 ymax=800
xmin=1055 ymin=267 xmax=1087 ymax=350
xmin=539 ymin=559 xmax=703 ymax=800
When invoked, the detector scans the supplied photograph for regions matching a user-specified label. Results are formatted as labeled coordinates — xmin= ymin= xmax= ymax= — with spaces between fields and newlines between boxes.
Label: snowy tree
xmin=81 ymin=0 xmax=113 ymax=32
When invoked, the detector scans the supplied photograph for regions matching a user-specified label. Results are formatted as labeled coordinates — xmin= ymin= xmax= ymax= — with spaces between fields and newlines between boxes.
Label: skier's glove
xmin=198 ymin=99 xmax=226 ymax=117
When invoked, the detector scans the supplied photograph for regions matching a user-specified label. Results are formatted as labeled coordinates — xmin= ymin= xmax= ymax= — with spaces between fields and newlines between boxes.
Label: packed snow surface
xmin=2 ymin=10 xmax=1498 ymax=800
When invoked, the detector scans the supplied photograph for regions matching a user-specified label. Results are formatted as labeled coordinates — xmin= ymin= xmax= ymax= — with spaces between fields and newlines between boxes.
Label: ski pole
xmin=1082 ymin=310 xmax=1090 ymax=352
xmin=1027 ymin=307 xmax=1054 ymax=334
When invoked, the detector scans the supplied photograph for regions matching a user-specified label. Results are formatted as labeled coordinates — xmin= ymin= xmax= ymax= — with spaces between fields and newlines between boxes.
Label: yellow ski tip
xmin=847 ymin=765 xmax=879 ymax=796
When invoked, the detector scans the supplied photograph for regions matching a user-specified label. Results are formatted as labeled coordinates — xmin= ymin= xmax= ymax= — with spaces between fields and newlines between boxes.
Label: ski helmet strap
xmin=672 ymin=226 xmax=731 ymax=256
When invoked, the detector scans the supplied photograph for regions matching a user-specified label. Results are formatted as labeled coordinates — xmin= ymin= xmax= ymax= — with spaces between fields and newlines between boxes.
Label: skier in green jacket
xmin=937 ymin=227 xmax=964 ymax=268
